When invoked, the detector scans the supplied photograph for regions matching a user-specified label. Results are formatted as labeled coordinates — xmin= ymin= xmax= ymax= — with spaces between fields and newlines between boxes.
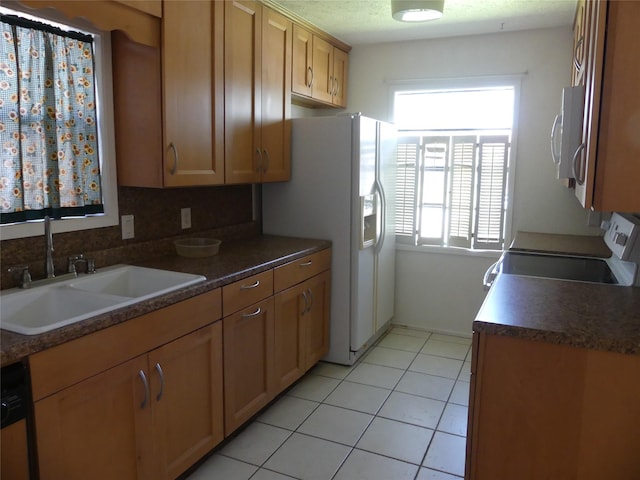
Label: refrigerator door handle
xmin=373 ymin=179 xmax=386 ymax=255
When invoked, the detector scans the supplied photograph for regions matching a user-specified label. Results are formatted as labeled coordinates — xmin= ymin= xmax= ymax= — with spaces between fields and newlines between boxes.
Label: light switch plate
xmin=181 ymin=208 xmax=191 ymax=229
xmin=121 ymin=215 xmax=134 ymax=239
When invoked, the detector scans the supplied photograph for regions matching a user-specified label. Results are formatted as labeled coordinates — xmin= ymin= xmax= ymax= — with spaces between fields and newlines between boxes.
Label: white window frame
xmin=388 ymin=75 xmax=521 ymax=252
xmin=0 ymin=3 xmax=118 ymax=240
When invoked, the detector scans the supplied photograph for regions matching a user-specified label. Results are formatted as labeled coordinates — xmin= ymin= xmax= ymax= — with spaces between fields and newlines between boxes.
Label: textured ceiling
xmin=269 ymin=0 xmax=577 ymax=45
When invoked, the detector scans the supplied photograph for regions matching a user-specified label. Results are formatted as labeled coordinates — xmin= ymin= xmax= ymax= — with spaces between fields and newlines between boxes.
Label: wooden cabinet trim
xmin=19 ymin=0 xmax=161 ymax=47
xmin=29 ymin=289 xmax=222 ymax=401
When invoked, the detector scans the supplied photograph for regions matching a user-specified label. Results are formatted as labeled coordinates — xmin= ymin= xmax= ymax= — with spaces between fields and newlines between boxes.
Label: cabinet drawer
xmin=29 ymin=288 xmax=222 ymax=401
xmin=274 ymin=249 xmax=331 ymax=292
xmin=223 ymin=271 xmax=274 ymax=317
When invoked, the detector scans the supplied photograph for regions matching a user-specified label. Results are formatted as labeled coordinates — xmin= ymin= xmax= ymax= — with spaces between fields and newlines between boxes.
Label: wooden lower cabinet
xmin=34 ymin=323 xmax=224 ymax=480
xmin=35 ymin=356 xmax=156 ymax=480
xmin=149 ymin=323 xmax=224 ymax=479
xmin=303 ymin=271 xmax=331 ymax=368
xmin=274 ymin=270 xmax=331 ymax=391
xmin=224 ymin=249 xmax=332 ymax=436
xmin=223 ymin=297 xmax=276 ymax=435
xmin=466 ymin=332 xmax=640 ymax=480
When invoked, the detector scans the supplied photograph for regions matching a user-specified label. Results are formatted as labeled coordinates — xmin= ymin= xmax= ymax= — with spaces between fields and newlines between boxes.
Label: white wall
xmin=345 ymin=27 xmax=602 ymax=335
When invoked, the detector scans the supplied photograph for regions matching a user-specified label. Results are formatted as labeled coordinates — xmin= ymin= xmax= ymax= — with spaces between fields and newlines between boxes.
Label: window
xmin=0 ymin=5 xmax=117 ymax=240
xmin=394 ymin=85 xmax=516 ymax=250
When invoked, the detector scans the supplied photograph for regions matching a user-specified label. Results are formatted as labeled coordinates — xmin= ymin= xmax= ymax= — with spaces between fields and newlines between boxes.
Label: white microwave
xmin=550 ymin=85 xmax=585 ymax=180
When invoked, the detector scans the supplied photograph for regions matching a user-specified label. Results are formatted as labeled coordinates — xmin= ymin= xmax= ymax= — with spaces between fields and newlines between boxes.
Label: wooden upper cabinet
xmin=224 ymin=1 xmax=291 ymax=184
xmin=291 ymin=24 xmax=349 ymax=108
xmin=162 ymin=0 xmax=225 ymax=187
xmin=573 ymin=0 xmax=640 ymax=212
xmin=113 ymin=0 xmax=224 ymax=188
xmin=291 ymin=24 xmax=313 ymax=97
xmin=331 ymin=47 xmax=349 ymax=108
xmin=261 ymin=7 xmax=292 ymax=182
xmin=311 ymin=36 xmax=334 ymax=105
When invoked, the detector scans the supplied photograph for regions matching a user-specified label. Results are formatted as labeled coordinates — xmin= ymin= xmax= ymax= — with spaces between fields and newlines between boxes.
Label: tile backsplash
xmin=1 ymin=185 xmax=256 ymax=289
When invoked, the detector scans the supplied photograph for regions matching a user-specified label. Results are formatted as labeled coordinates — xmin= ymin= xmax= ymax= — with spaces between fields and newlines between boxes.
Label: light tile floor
xmin=186 ymin=326 xmax=471 ymax=480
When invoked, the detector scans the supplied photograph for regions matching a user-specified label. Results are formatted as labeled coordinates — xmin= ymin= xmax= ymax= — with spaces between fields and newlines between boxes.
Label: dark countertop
xmin=0 ymin=235 xmax=331 ymax=367
xmin=474 ymin=273 xmax=640 ymax=355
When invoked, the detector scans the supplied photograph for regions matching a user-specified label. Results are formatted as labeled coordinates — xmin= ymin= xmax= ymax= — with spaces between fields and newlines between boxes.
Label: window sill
xmin=396 ymin=243 xmax=502 ymax=259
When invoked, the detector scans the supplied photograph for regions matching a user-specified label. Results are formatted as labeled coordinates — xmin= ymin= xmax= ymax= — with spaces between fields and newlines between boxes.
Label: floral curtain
xmin=0 ymin=14 xmax=103 ymax=224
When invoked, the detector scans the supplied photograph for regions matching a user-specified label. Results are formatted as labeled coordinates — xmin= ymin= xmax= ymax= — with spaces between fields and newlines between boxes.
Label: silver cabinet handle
xmin=240 ymin=280 xmax=260 ymax=290
xmin=243 ymin=307 xmax=262 ymax=318
xmin=262 ymin=149 xmax=270 ymax=173
xmin=572 ymin=143 xmax=586 ymax=185
xmin=301 ymin=290 xmax=309 ymax=315
xmin=306 ymin=288 xmax=314 ymax=313
xmin=299 ymin=261 xmax=312 ymax=267
xmin=550 ymin=114 xmax=562 ymax=165
xmin=169 ymin=142 xmax=178 ymax=175
xmin=333 ymin=78 xmax=338 ymax=96
xmin=256 ymin=148 xmax=264 ymax=173
xmin=155 ymin=363 xmax=164 ymax=402
xmin=307 ymin=66 xmax=313 ymax=87
xmin=138 ymin=370 xmax=150 ymax=409
xmin=574 ymin=35 xmax=584 ymax=76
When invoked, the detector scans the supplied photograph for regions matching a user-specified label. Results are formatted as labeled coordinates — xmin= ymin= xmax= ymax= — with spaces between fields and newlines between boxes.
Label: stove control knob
xmin=614 ymin=232 xmax=628 ymax=246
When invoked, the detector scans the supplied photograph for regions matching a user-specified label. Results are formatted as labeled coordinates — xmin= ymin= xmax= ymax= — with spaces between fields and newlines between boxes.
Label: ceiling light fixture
xmin=391 ymin=0 xmax=445 ymax=22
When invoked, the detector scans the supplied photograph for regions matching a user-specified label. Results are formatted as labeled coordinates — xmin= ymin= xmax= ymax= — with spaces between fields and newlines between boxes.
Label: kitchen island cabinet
xmin=31 ymin=290 xmax=224 ymax=480
xmin=466 ymin=273 xmax=640 ymax=480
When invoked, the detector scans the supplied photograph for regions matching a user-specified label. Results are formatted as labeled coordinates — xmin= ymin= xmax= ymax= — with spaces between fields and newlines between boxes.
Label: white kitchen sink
xmin=0 ymin=265 xmax=206 ymax=335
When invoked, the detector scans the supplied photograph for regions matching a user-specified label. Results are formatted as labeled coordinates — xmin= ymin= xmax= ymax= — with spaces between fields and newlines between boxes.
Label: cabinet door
xmin=573 ymin=0 xmax=605 ymax=208
xmin=571 ymin=0 xmax=587 ymax=87
xmin=273 ymin=284 xmax=306 ymax=391
xmin=225 ymin=0 xmax=262 ymax=184
xmin=311 ymin=36 xmax=334 ymax=104
xmin=150 ymin=323 xmax=224 ymax=480
xmin=291 ymin=24 xmax=312 ymax=97
xmin=590 ymin=0 xmax=640 ymax=211
xmin=34 ymin=356 xmax=157 ymax=480
xmin=163 ymin=0 xmax=224 ymax=186
xmin=261 ymin=7 xmax=292 ymax=182
xmin=304 ymin=271 xmax=331 ymax=369
xmin=332 ymin=48 xmax=348 ymax=108
xmin=223 ymin=297 xmax=275 ymax=435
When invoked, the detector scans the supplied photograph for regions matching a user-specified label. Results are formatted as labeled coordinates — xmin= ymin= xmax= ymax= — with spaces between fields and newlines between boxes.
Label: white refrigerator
xmin=262 ymin=114 xmax=396 ymax=365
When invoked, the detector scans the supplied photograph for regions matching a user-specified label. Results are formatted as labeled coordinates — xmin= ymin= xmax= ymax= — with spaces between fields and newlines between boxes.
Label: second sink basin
xmin=0 ymin=265 xmax=206 ymax=336
xmin=66 ymin=265 xmax=206 ymax=298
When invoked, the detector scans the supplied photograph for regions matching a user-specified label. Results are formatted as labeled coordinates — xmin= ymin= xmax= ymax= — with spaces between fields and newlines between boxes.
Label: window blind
xmin=474 ymin=135 xmax=509 ymax=249
xmin=395 ymin=133 xmax=510 ymax=250
xmin=395 ymin=136 xmax=420 ymax=238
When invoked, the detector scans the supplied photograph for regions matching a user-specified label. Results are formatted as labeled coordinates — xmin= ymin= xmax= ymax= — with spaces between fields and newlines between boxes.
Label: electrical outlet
xmin=121 ymin=215 xmax=134 ymax=239
xmin=181 ymin=208 xmax=191 ymax=229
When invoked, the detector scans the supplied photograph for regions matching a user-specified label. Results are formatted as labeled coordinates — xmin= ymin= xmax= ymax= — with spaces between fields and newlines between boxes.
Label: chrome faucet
xmin=44 ymin=215 xmax=55 ymax=278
